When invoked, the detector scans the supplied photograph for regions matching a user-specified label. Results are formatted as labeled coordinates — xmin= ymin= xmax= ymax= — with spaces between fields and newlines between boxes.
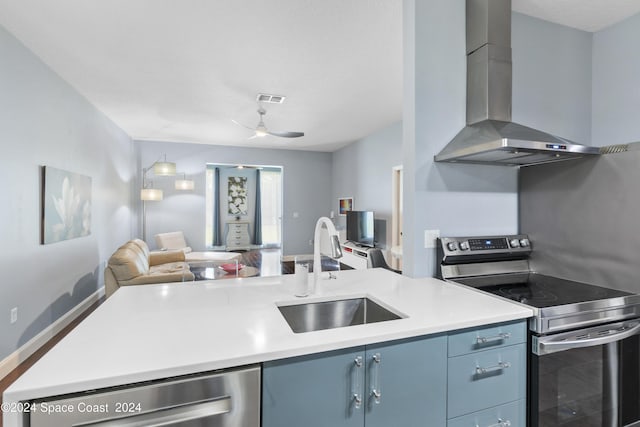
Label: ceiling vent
xmin=256 ymin=93 xmax=286 ymax=104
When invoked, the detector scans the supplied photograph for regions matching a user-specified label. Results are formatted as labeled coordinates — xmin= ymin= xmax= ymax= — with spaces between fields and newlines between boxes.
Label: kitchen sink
xmin=277 ymin=297 xmax=403 ymax=333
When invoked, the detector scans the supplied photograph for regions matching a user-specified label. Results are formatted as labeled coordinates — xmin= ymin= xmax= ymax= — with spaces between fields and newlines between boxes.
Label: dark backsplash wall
xmin=519 ymin=148 xmax=640 ymax=293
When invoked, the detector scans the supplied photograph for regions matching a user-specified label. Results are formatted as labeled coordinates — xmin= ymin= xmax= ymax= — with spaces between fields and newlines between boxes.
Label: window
xmin=205 ymin=164 xmax=282 ymax=249
xmin=260 ymin=169 xmax=282 ymax=247
xmin=205 ymin=167 xmax=215 ymax=247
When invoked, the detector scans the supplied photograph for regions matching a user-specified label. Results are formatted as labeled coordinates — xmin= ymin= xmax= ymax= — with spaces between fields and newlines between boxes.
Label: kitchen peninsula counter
xmin=3 ymin=268 xmax=533 ymax=426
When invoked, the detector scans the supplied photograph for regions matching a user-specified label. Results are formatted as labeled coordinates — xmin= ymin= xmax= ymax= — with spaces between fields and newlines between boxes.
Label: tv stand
xmin=338 ymin=241 xmax=375 ymax=270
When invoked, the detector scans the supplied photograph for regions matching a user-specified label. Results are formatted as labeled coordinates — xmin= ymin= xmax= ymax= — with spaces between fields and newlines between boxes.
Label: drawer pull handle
xmin=353 ymin=393 xmax=362 ymax=408
xmin=370 ymin=353 xmax=382 ymax=405
xmin=476 ymin=332 xmax=510 ymax=344
xmin=352 ymin=356 xmax=363 ymax=409
xmin=475 ymin=361 xmax=511 ymax=375
xmin=481 ymin=419 xmax=511 ymax=427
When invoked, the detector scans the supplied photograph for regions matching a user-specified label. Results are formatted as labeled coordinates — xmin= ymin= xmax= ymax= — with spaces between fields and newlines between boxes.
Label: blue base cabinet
xmin=262 ymin=346 xmax=365 ymax=427
xmin=447 ymin=320 xmax=527 ymax=427
xmin=262 ymin=335 xmax=447 ymax=427
xmin=364 ymin=336 xmax=447 ymax=427
xmin=262 ymin=320 xmax=527 ymax=427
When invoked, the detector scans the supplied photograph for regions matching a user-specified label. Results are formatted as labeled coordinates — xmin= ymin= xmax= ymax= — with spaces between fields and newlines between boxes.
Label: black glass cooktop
xmin=456 ymin=273 xmax=632 ymax=308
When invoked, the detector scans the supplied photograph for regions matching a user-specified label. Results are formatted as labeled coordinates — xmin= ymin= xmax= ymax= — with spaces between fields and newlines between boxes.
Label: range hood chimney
xmin=434 ymin=0 xmax=599 ymax=166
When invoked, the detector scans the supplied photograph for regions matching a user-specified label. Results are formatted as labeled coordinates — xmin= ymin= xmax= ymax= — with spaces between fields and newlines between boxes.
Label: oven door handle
xmin=537 ymin=321 xmax=640 ymax=355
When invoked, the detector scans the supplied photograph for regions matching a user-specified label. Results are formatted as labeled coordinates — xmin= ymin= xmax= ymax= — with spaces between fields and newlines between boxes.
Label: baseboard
xmin=0 ymin=287 xmax=105 ymax=381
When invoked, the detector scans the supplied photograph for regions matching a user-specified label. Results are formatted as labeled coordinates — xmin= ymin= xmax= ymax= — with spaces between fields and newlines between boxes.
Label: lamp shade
xmin=141 ymin=188 xmax=163 ymax=201
xmin=175 ymin=179 xmax=195 ymax=190
xmin=153 ymin=161 xmax=176 ymax=176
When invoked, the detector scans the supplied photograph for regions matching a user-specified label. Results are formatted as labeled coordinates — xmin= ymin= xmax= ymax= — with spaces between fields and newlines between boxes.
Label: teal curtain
xmin=253 ymin=169 xmax=262 ymax=245
xmin=213 ymin=167 xmax=222 ymax=246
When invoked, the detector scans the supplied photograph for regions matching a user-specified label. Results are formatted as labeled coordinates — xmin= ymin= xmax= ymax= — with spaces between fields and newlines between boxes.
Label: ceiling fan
xmin=233 ymin=107 xmax=304 ymax=139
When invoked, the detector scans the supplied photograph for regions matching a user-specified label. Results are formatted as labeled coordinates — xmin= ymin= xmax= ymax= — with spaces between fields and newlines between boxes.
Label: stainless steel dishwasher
xmin=28 ymin=365 xmax=260 ymax=427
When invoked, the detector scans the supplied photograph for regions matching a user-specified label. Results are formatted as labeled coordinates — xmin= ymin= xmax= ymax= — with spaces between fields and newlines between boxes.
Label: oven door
xmin=531 ymin=320 xmax=640 ymax=427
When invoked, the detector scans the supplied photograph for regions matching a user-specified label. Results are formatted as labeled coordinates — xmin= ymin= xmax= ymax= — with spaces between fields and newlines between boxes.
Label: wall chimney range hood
xmin=434 ymin=0 xmax=599 ymax=167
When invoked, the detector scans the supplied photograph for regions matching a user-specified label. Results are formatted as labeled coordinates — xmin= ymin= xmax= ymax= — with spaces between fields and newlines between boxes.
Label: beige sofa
xmin=154 ymin=231 xmax=242 ymax=262
xmin=104 ymin=239 xmax=194 ymax=298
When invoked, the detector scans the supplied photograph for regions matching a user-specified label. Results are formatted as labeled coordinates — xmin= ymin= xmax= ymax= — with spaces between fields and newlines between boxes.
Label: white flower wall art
xmin=42 ymin=166 xmax=92 ymax=244
xmin=228 ymin=176 xmax=248 ymax=215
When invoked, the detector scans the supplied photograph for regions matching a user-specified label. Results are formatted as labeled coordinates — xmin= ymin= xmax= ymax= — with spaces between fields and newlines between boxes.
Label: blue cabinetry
xmin=447 ymin=320 xmax=527 ymax=427
xmin=364 ymin=336 xmax=447 ymax=427
xmin=262 ymin=335 xmax=447 ymax=427
xmin=262 ymin=320 xmax=528 ymax=427
xmin=262 ymin=346 xmax=364 ymax=427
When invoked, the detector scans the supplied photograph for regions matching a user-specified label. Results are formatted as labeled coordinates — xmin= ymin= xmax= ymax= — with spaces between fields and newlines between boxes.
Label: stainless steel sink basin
xmin=278 ymin=297 xmax=403 ymax=333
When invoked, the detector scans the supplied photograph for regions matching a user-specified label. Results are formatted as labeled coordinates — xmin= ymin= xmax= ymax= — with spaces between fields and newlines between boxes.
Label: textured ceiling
xmin=0 ymin=1 xmax=638 ymax=151
xmin=513 ymin=0 xmax=640 ymax=32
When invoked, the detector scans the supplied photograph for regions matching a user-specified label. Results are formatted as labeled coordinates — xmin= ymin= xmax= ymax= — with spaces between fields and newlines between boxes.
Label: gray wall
xmin=519 ymin=11 xmax=640 ymax=292
xmin=511 ymin=13 xmax=593 ymax=145
xmin=0 ymin=25 xmax=134 ymax=361
xmin=401 ymin=4 xmax=593 ymax=278
xmin=520 ymin=152 xmax=640 ymax=293
xmin=136 ymin=140 xmax=332 ymax=256
xmin=331 ymin=121 xmax=402 ymax=248
xmin=592 ymin=12 xmax=640 ymax=146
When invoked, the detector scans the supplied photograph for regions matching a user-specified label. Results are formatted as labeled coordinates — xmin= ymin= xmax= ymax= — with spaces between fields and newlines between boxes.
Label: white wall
xmin=592 ymin=12 xmax=640 ymax=146
xmin=402 ymin=2 xmax=593 ymax=278
xmin=331 ymin=121 xmax=402 ymax=248
xmin=136 ymin=140 xmax=332 ymax=256
xmin=0 ymin=25 xmax=134 ymax=361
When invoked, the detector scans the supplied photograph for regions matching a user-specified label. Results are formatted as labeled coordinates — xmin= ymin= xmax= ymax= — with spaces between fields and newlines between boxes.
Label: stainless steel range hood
xmin=434 ymin=0 xmax=599 ymax=167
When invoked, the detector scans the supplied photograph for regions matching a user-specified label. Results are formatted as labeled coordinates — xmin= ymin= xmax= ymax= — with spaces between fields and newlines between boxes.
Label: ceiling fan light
xmin=255 ymin=126 xmax=268 ymax=137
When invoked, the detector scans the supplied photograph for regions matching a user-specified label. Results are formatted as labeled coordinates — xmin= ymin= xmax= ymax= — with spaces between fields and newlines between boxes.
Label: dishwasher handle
xmin=75 ymin=396 xmax=231 ymax=427
xmin=535 ymin=320 xmax=640 ymax=355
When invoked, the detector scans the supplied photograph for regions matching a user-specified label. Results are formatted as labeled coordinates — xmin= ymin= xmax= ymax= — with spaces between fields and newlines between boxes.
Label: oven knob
xmin=509 ymin=238 xmax=520 ymax=248
xmin=447 ymin=242 xmax=458 ymax=251
xmin=519 ymin=238 xmax=530 ymax=247
xmin=459 ymin=241 xmax=469 ymax=251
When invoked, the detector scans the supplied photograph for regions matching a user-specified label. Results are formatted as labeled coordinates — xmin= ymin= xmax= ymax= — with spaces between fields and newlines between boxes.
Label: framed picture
xmin=228 ymin=176 xmax=248 ymax=215
xmin=338 ymin=197 xmax=353 ymax=216
xmin=41 ymin=166 xmax=92 ymax=244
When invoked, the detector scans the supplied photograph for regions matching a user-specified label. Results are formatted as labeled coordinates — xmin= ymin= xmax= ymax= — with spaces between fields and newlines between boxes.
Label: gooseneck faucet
xmin=312 ymin=217 xmax=343 ymax=294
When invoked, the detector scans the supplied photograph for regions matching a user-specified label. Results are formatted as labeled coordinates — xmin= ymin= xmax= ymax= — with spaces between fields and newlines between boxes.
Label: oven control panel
xmin=438 ymin=234 xmax=532 ymax=264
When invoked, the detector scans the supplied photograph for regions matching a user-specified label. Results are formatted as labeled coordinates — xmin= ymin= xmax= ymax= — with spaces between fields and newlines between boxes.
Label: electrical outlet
xmin=10 ymin=307 xmax=18 ymax=324
xmin=424 ymin=229 xmax=440 ymax=249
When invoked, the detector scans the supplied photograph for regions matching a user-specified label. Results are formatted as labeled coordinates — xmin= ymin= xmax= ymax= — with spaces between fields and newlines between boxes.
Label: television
xmin=346 ymin=210 xmax=375 ymax=247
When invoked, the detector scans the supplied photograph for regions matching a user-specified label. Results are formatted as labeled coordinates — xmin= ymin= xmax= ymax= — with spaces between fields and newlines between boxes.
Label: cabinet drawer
xmin=448 ymin=399 xmax=525 ymax=427
xmin=447 ymin=344 xmax=526 ymax=418
xmin=448 ymin=320 xmax=526 ymax=357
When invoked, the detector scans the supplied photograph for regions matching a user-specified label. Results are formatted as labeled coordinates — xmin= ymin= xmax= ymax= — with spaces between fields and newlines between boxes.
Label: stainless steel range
xmin=437 ymin=235 xmax=640 ymax=427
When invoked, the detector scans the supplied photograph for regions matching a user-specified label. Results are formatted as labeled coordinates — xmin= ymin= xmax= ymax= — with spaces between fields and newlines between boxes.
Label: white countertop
xmin=3 ymin=268 xmax=532 ymax=425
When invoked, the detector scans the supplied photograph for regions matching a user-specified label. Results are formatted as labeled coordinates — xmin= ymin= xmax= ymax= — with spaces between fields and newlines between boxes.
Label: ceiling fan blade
xmin=248 ymin=134 xmax=259 ymax=140
xmin=268 ymin=131 xmax=305 ymax=138
xmin=232 ymin=119 xmax=255 ymax=131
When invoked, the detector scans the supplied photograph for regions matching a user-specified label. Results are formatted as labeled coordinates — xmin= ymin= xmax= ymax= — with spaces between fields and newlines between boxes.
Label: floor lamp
xmin=140 ymin=156 xmax=176 ymax=241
